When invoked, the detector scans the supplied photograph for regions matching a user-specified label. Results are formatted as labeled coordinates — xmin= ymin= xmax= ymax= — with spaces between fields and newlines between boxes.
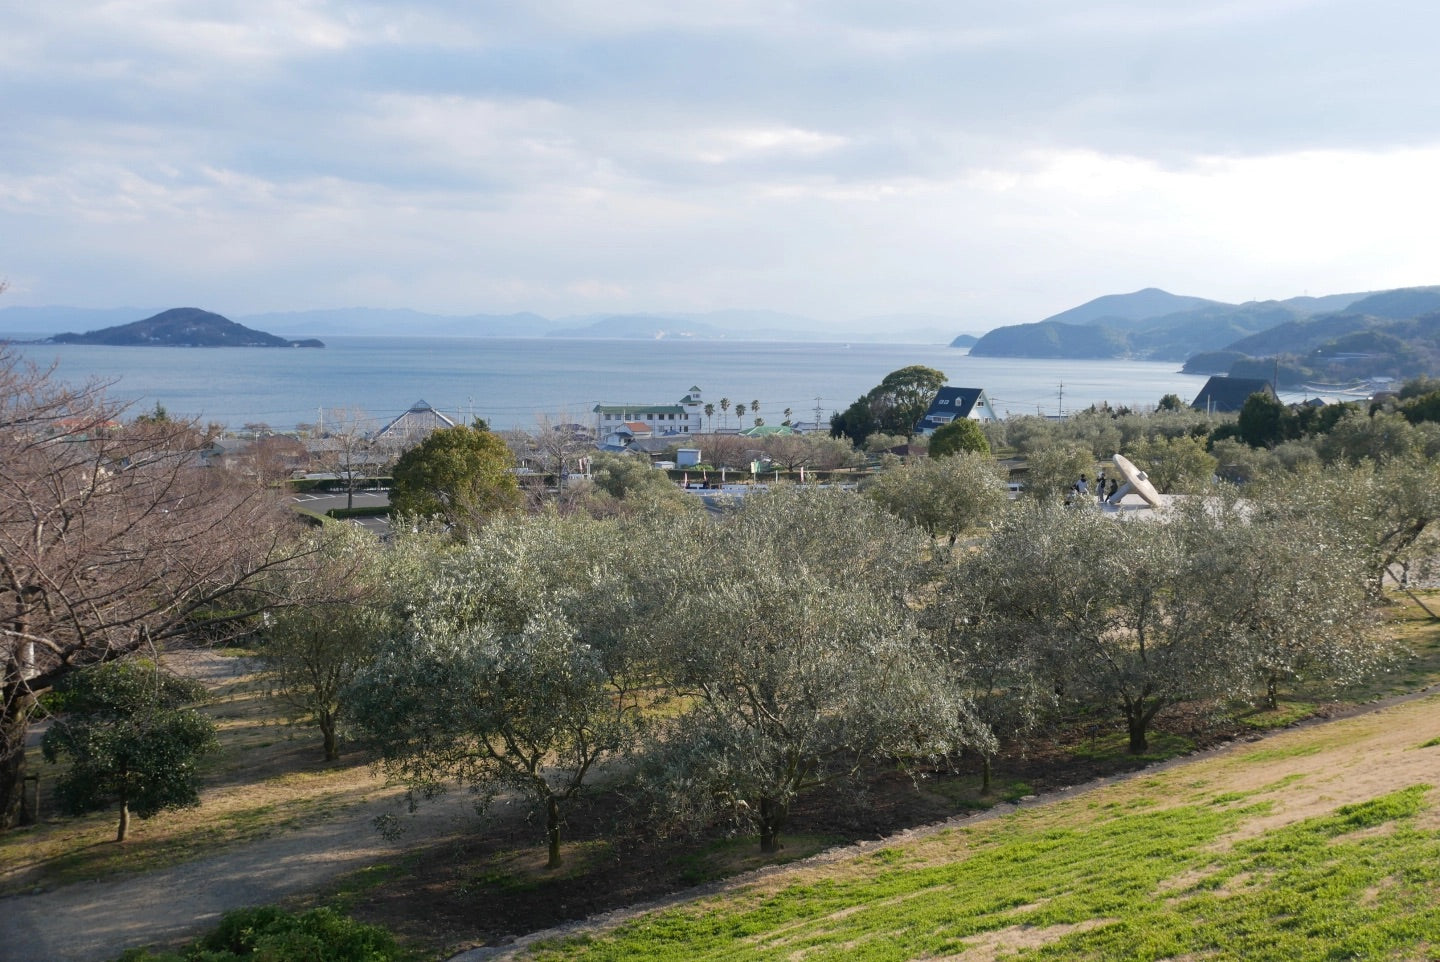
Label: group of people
xmin=1071 ymin=470 xmax=1119 ymax=505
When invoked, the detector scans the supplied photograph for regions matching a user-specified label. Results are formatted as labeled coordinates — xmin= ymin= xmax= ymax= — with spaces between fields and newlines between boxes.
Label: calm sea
xmin=6 ymin=336 xmax=1211 ymax=433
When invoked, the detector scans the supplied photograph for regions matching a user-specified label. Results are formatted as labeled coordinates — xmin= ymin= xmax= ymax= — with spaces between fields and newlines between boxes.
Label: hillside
xmin=967 ymin=319 xmax=1130 ymax=358
xmin=1193 ymin=310 xmax=1440 ymax=385
xmin=1041 ymin=287 xmax=1223 ymax=328
xmin=969 ymin=286 xmax=1439 ymax=382
xmin=487 ymin=691 xmax=1440 ymax=961
xmin=49 ymin=308 xmax=323 ymax=348
xmin=1128 ymin=300 xmax=1306 ymax=360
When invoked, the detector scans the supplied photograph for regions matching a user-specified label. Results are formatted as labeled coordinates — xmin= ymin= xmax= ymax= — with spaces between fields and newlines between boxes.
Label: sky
xmin=4 ymin=0 xmax=1440 ymax=331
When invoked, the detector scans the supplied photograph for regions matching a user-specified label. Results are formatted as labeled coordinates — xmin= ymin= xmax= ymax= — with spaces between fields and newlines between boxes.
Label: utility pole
xmin=1057 ymin=382 xmax=1064 ymax=418
xmin=813 ymin=396 xmax=825 ymax=428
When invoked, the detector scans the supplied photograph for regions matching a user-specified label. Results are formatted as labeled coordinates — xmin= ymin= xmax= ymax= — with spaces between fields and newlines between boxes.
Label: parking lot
xmin=289 ymin=489 xmax=391 ymax=535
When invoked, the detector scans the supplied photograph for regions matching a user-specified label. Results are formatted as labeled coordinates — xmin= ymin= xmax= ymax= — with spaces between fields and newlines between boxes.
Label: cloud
xmin=4 ymin=0 xmax=1440 ymax=323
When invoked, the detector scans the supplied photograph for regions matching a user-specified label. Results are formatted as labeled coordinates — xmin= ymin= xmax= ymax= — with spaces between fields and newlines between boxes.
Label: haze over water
xmin=9 ymin=336 xmax=1212 ymax=434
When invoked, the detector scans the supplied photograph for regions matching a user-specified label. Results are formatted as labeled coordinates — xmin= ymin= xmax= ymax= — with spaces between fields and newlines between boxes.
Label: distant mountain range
xmin=1 ymin=306 xmax=968 ymax=345
xmin=44 ymin=308 xmax=323 ymax=348
xmin=968 ymin=286 xmax=1440 ymax=387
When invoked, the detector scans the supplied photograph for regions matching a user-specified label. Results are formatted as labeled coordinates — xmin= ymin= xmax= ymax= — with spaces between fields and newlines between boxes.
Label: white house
xmin=593 ymin=386 xmax=705 ymax=438
xmin=914 ymin=387 xmax=999 ymax=435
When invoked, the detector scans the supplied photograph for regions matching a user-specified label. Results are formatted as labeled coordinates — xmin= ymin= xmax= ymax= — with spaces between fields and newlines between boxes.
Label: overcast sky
xmin=4 ymin=0 xmax=1440 ymax=330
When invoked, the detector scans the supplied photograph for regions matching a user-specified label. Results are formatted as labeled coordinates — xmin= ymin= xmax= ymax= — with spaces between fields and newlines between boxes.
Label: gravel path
xmin=0 ymin=649 xmax=482 ymax=962
xmin=0 ymin=784 xmax=479 ymax=962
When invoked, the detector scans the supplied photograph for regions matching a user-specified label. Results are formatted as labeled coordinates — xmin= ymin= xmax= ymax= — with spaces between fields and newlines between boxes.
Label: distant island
xmin=966 ymin=285 xmax=1440 ymax=387
xmin=48 ymin=308 xmax=324 ymax=348
xmin=4 ymin=305 xmax=969 ymax=345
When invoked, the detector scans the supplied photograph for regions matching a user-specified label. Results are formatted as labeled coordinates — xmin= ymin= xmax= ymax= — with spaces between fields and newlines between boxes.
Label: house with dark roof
xmin=915 ymin=387 xmax=999 ymax=435
xmin=1190 ymin=377 xmax=1275 ymax=414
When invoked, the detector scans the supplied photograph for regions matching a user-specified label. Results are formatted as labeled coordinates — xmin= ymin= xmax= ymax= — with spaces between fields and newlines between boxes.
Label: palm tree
xmin=719 ymin=397 xmax=731 ymax=427
xmin=704 ymin=403 xmax=715 ymax=431
xmin=751 ymin=400 xmax=760 ymax=421
xmin=735 ymin=404 xmax=747 ymax=425
xmin=783 ymin=407 xmax=793 ymax=426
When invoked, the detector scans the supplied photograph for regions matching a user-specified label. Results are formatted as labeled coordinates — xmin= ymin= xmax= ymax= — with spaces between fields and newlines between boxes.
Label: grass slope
xmin=515 ymin=694 xmax=1440 ymax=962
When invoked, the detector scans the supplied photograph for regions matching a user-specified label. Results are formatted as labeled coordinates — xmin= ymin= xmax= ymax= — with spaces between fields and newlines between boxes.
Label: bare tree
xmin=0 ymin=349 xmax=310 ymax=828
xmin=529 ymin=412 xmax=596 ymax=489
xmin=312 ymin=407 xmax=385 ymax=510
xmin=762 ymin=433 xmax=862 ymax=473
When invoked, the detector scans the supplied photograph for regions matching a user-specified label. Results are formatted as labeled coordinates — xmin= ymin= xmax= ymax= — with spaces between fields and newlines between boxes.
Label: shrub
xmin=114 ymin=906 xmax=403 ymax=962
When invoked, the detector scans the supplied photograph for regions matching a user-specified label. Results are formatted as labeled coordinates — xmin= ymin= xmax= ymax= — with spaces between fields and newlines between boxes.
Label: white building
xmin=593 ymin=386 xmax=705 ymax=438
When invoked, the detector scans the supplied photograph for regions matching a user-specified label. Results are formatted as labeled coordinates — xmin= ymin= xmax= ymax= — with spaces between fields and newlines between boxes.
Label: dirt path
xmin=3 ymin=645 xmax=1436 ymax=962
xmin=0 ymin=649 xmax=487 ymax=962
xmin=0 ymin=782 xmax=480 ymax=962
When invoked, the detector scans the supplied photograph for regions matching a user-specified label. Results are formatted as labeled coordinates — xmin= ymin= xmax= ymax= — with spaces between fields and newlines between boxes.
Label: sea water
xmin=6 ymin=336 xmax=1212 ymax=433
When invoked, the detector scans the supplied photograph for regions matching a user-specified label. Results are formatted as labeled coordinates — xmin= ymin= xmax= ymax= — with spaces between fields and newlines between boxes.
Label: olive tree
xmin=1123 ymin=434 xmax=1217 ymax=494
xmin=1316 ymin=410 xmax=1421 ymax=465
xmin=349 ymin=513 xmax=649 ymax=867
xmin=1020 ymin=443 xmax=1095 ymax=503
xmin=923 ymin=573 xmax=1056 ymax=793
xmin=1256 ymin=457 xmax=1440 ymax=599
xmin=960 ymin=502 xmax=1245 ymax=754
xmin=864 ymin=452 xmax=1008 ymax=546
xmin=259 ymin=525 xmax=402 ymax=760
xmin=644 ymin=486 xmax=987 ymax=851
xmin=1184 ymin=496 xmax=1380 ymax=708
xmin=579 ymin=451 xmax=695 ymax=516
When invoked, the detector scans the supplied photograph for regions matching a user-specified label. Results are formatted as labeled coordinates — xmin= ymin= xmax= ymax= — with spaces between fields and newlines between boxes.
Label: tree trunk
xmin=319 ymin=712 xmax=339 ymax=762
xmin=0 ymin=693 xmax=36 ymax=831
xmin=116 ymin=802 xmax=130 ymax=843
xmin=1127 ymin=716 xmax=1148 ymax=754
xmin=545 ymin=796 xmax=562 ymax=869
xmin=1124 ymin=703 xmax=1153 ymax=754
xmin=1125 ymin=698 xmax=1164 ymax=755
xmin=758 ymin=796 xmax=786 ymax=853
xmin=981 ymin=754 xmax=993 ymax=795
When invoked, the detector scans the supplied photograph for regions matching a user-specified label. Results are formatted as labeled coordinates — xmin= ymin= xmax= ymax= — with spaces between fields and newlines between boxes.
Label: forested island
xmin=48 ymin=307 xmax=324 ymax=348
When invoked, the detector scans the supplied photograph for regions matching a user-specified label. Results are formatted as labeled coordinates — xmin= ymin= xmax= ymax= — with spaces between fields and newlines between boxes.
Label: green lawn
xmin=523 ymin=694 xmax=1440 ymax=962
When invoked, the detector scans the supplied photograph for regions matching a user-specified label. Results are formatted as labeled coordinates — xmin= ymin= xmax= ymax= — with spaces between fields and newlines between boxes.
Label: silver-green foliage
xmin=1123 ymin=433 xmax=1217 ymax=494
xmin=950 ymin=495 xmax=1381 ymax=753
xmin=643 ymin=486 xmax=990 ymax=851
xmin=348 ymin=512 xmax=649 ymax=867
xmin=259 ymin=525 xmax=397 ymax=761
xmin=864 ymin=452 xmax=1009 ymax=546
xmin=1022 ymin=443 xmax=1097 ymax=503
xmin=1254 ymin=456 xmax=1440 ymax=597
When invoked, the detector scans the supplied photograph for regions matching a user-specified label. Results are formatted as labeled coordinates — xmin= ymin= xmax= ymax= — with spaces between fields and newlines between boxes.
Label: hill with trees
xmin=969 ymin=285 xmax=1440 ymax=386
xmin=48 ymin=308 xmax=323 ymax=348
